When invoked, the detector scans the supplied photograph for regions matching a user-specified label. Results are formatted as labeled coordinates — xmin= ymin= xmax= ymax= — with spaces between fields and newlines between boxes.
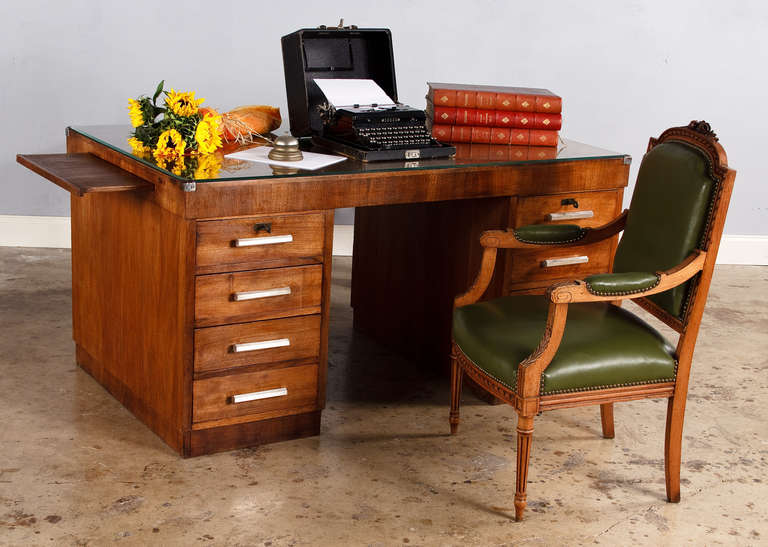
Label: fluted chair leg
xmin=514 ymin=415 xmax=535 ymax=521
xmin=665 ymin=395 xmax=686 ymax=502
xmin=600 ymin=403 xmax=615 ymax=439
xmin=449 ymin=355 xmax=463 ymax=435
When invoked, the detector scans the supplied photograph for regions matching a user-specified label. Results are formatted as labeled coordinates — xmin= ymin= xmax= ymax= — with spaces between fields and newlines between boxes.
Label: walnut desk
xmin=17 ymin=126 xmax=629 ymax=456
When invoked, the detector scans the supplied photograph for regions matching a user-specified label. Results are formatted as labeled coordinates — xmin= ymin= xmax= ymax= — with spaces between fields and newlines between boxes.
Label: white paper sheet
xmin=314 ymin=78 xmax=395 ymax=108
xmin=226 ymin=146 xmax=346 ymax=171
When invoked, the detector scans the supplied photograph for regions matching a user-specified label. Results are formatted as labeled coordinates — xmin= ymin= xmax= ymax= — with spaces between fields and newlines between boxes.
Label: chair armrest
xmin=549 ymin=250 xmax=707 ymax=304
xmin=584 ymin=271 xmax=661 ymax=296
xmin=480 ymin=210 xmax=628 ymax=249
xmin=513 ymin=224 xmax=587 ymax=244
xmin=454 ymin=210 xmax=630 ymax=308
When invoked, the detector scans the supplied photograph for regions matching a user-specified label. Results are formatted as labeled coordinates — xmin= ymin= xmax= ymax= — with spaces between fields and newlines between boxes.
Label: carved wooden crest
xmin=647 ymin=120 xmax=728 ymax=182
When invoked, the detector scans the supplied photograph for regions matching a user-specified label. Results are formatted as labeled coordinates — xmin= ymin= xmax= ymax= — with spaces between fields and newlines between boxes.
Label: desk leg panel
xmin=351 ymin=198 xmax=511 ymax=368
xmin=70 ymin=191 xmax=195 ymax=454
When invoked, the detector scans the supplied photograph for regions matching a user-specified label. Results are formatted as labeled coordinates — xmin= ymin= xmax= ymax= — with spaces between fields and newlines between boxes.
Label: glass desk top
xmin=70 ymin=125 xmax=627 ymax=183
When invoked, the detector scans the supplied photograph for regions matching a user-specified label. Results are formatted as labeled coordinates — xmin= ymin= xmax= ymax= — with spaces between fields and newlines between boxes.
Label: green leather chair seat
xmin=453 ymin=295 xmax=677 ymax=394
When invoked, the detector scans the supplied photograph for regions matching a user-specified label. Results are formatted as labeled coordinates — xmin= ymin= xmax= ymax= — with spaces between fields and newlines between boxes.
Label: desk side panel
xmin=69 ymin=189 xmax=194 ymax=454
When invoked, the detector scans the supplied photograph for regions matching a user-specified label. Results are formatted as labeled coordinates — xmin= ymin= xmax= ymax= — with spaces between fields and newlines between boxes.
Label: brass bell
xmin=269 ymin=165 xmax=300 ymax=175
xmin=268 ymin=134 xmax=303 ymax=162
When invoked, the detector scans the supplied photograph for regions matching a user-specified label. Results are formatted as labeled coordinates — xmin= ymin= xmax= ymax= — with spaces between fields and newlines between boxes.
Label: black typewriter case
xmin=281 ymin=26 xmax=455 ymax=161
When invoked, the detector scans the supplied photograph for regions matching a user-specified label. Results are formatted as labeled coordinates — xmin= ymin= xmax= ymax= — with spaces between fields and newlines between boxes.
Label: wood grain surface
xmin=16 ymin=153 xmax=153 ymax=196
xmin=194 ymin=265 xmax=323 ymax=327
xmin=194 ymin=315 xmax=321 ymax=374
xmin=192 ymin=363 xmax=319 ymax=424
xmin=196 ymin=213 xmax=325 ymax=273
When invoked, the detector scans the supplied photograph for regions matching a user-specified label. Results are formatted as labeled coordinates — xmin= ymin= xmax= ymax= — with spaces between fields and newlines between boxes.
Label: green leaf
xmin=152 ymin=80 xmax=165 ymax=105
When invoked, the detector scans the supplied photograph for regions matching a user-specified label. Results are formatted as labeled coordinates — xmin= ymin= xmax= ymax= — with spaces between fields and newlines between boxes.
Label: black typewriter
xmin=315 ymin=104 xmax=453 ymax=161
xmin=281 ymin=25 xmax=456 ymax=162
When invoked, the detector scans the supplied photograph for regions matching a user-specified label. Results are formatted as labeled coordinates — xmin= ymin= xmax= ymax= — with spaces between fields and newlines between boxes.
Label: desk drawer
xmin=505 ymin=240 xmax=613 ymax=285
xmin=195 ymin=265 xmax=322 ymax=326
xmin=193 ymin=364 xmax=318 ymax=424
xmin=194 ymin=315 xmax=321 ymax=374
xmin=516 ymin=190 xmax=621 ymax=228
xmin=196 ymin=213 xmax=325 ymax=273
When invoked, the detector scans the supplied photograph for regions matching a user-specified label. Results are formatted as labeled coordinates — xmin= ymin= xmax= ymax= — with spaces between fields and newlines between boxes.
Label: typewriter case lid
xmin=281 ymin=27 xmax=398 ymax=137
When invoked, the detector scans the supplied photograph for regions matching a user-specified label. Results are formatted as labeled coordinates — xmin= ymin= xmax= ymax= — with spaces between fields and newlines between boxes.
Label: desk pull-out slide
xmin=16 ymin=154 xmax=153 ymax=196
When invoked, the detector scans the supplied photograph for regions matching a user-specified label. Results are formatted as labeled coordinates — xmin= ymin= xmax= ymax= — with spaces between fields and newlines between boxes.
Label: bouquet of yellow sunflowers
xmin=127 ymin=80 xmax=223 ymax=160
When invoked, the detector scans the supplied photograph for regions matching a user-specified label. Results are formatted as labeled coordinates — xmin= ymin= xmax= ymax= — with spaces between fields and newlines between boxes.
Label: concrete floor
xmin=0 ymin=247 xmax=766 ymax=546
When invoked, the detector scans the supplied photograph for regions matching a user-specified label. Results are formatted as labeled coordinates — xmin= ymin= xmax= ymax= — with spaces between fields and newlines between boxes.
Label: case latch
xmin=318 ymin=19 xmax=358 ymax=30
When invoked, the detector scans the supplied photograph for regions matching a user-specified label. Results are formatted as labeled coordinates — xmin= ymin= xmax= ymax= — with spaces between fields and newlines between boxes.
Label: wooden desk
xmin=17 ymin=126 xmax=629 ymax=456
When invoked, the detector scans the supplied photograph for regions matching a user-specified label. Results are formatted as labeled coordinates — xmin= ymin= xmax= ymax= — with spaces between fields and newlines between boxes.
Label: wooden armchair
xmin=449 ymin=121 xmax=736 ymax=521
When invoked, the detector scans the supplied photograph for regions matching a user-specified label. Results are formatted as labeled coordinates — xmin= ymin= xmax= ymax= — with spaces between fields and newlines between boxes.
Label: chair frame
xmin=449 ymin=121 xmax=736 ymax=521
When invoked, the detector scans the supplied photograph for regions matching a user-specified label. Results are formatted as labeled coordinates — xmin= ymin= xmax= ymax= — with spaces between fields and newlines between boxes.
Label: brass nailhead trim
xmin=585 ymin=273 xmax=661 ymax=296
xmin=512 ymin=228 xmax=587 ymax=245
xmin=540 ymin=360 xmax=678 ymax=395
xmin=665 ymin=139 xmax=722 ymax=322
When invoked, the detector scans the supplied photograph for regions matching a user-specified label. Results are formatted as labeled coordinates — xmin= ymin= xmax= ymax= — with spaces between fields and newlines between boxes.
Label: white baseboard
xmin=713 ymin=235 xmax=768 ymax=265
xmin=0 ymin=215 xmax=764 ymax=264
xmin=0 ymin=215 xmax=71 ymax=248
xmin=333 ymin=224 xmax=354 ymax=256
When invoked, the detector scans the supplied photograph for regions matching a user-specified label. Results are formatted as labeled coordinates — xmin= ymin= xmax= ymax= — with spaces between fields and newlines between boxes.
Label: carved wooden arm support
xmin=454 ymin=247 xmax=498 ymax=307
xmin=515 ymin=300 xmax=569 ymax=415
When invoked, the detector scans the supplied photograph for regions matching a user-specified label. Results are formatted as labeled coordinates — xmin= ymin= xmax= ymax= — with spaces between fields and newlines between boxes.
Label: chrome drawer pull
xmin=542 ymin=255 xmax=589 ymax=268
xmin=232 ymin=286 xmax=291 ymax=302
xmin=231 ymin=338 xmax=290 ymax=353
xmin=547 ymin=210 xmax=594 ymax=221
xmin=233 ymin=234 xmax=293 ymax=247
xmin=231 ymin=387 xmax=288 ymax=404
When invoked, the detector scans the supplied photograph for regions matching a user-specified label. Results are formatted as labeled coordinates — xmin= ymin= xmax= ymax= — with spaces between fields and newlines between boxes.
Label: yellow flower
xmin=128 ymin=98 xmax=144 ymax=127
xmin=153 ymin=129 xmax=185 ymax=160
xmin=195 ymin=113 xmax=223 ymax=154
xmin=127 ymin=137 xmax=149 ymax=155
xmin=166 ymin=89 xmax=204 ymax=117
xmin=156 ymin=155 xmax=186 ymax=176
xmin=194 ymin=153 xmax=222 ymax=179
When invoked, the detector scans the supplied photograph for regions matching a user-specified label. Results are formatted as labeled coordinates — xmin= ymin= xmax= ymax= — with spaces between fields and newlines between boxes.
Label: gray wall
xmin=2 ymin=1 xmax=765 ymax=233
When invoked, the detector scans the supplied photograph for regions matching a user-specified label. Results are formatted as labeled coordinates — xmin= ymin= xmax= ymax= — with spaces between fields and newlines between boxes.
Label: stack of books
xmin=426 ymin=82 xmax=562 ymax=147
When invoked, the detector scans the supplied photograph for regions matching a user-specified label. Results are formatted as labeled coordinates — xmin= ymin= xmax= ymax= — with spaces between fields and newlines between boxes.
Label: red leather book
xmin=428 ymin=82 xmax=562 ymax=114
xmin=432 ymin=125 xmax=559 ymax=147
xmin=432 ymin=107 xmax=562 ymax=130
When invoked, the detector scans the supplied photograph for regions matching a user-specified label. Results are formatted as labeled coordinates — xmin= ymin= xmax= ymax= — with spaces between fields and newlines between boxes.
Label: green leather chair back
xmin=612 ymin=141 xmax=716 ymax=317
